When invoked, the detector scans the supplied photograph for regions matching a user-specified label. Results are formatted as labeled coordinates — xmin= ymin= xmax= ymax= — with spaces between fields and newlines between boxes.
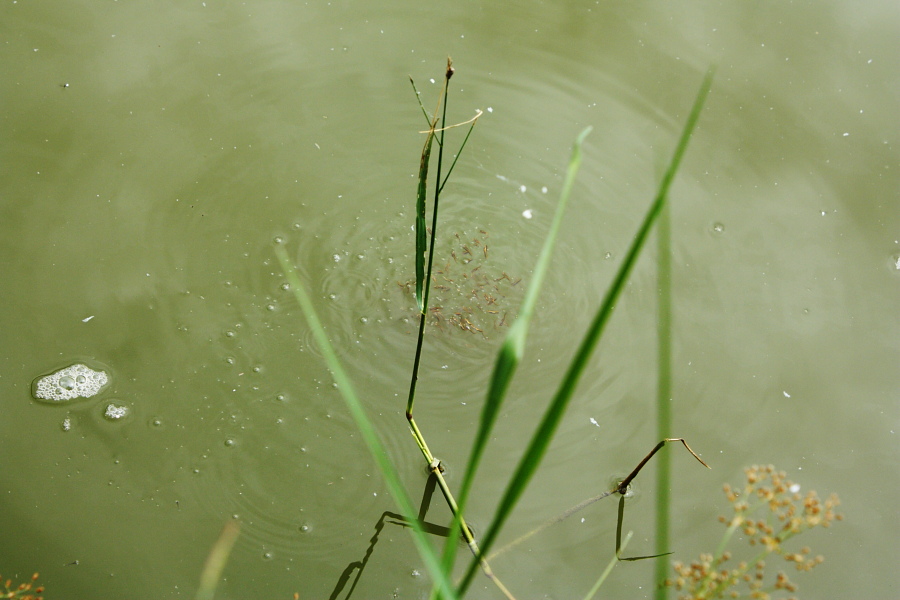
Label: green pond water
xmin=1 ymin=1 xmax=898 ymax=598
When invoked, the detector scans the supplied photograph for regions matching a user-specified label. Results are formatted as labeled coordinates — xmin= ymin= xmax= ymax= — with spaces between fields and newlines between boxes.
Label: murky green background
xmin=2 ymin=1 xmax=898 ymax=598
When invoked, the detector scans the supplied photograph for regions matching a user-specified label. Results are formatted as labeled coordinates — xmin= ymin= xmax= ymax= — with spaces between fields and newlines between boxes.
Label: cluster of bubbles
xmin=103 ymin=403 xmax=130 ymax=421
xmin=33 ymin=363 xmax=108 ymax=403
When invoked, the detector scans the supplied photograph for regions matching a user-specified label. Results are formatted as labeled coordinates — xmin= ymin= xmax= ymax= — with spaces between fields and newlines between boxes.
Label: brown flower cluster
xmin=665 ymin=465 xmax=842 ymax=599
xmin=1 ymin=572 xmax=43 ymax=600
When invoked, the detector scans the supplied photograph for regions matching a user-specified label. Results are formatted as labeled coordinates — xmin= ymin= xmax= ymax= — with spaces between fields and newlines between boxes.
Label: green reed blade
xmin=440 ymin=126 xmax=592 ymax=574
xmin=416 ymin=128 xmax=436 ymax=313
xmin=457 ymin=68 xmax=714 ymax=596
xmin=275 ymin=246 xmax=458 ymax=600
xmin=654 ymin=201 xmax=673 ymax=599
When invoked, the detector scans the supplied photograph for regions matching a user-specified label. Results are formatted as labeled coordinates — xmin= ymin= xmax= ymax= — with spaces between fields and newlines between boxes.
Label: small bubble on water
xmin=280 ymin=282 xmax=291 ymax=291
xmin=273 ymin=235 xmax=284 ymax=245
xmin=332 ymin=254 xmax=341 ymax=262
xmin=224 ymin=438 xmax=236 ymax=447
xmin=266 ymin=303 xmax=277 ymax=311
xmin=103 ymin=403 xmax=129 ymax=421
xmin=75 ymin=374 xmax=87 ymax=385
xmin=61 ymin=417 xmax=72 ymax=432
xmin=59 ymin=375 xmax=76 ymax=391
xmin=150 ymin=418 xmax=163 ymax=427
xmin=411 ymin=569 xmax=421 ymax=578
xmin=275 ymin=393 xmax=287 ymax=402
xmin=522 ymin=209 xmax=533 ymax=219
xmin=359 ymin=316 xmax=368 ymax=324
xmin=252 ymin=365 xmax=262 ymax=373
xmin=225 ymin=330 xmax=236 ymax=338
xmin=604 ymin=252 xmax=613 ymax=260
xmin=262 ymin=551 xmax=274 ymax=561
xmin=299 ymin=523 xmax=311 ymax=533
xmin=712 ymin=222 xmax=725 ymax=233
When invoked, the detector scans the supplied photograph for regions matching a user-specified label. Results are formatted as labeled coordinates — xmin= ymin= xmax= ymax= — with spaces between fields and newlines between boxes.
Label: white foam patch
xmin=34 ymin=363 xmax=109 ymax=403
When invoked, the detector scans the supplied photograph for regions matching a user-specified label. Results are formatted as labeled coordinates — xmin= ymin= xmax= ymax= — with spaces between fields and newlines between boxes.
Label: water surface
xmin=1 ymin=1 xmax=898 ymax=598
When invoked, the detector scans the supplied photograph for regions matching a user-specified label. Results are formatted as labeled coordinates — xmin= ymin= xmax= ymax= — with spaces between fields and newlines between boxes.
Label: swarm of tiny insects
xmin=665 ymin=464 xmax=842 ymax=600
xmin=0 ymin=572 xmax=43 ymax=600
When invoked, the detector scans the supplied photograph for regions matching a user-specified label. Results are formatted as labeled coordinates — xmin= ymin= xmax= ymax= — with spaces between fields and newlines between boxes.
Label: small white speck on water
xmin=522 ymin=209 xmax=533 ymax=219
xmin=783 ymin=391 xmax=791 ymax=398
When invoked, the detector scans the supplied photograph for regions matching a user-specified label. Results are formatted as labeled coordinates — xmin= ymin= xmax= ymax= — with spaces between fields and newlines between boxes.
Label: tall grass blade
xmin=654 ymin=202 xmax=673 ymax=598
xmin=441 ymin=126 xmax=592 ymax=573
xmin=275 ymin=246 xmax=458 ymax=600
xmin=457 ymin=68 xmax=714 ymax=596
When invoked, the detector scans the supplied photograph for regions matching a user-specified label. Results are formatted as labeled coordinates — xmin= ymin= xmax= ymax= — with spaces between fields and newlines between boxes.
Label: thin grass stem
xmin=439 ymin=114 xmax=481 ymax=194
